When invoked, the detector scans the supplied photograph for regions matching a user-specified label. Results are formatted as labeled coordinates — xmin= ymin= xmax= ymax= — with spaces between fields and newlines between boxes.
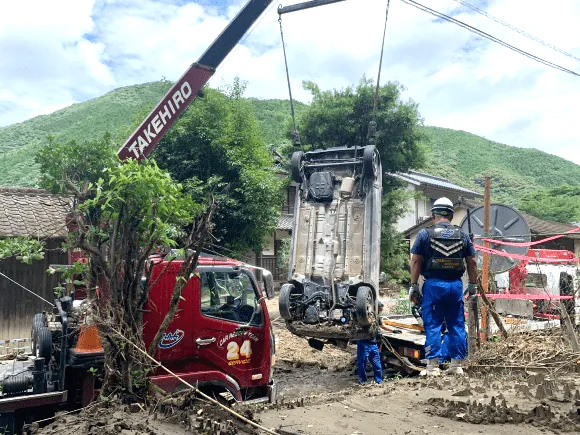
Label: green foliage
xmin=0 ymin=237 xmax=45 ymax=263
xmin=154 ymin=83 xmax=284 ymax=254
xmin=299 ymin=77 xmax=426 ymax=173
xmin=246 ymin=98 xmax=308 ymax=148
xmin=381 ymin=183 xmax=413 ymax=282
xmin=518 ymin=185 xmax=580 ymax=223
xmin=82 ymin=159 xmax=200 ymax=248
xmin=35 ymin=134 xmax=118 ymax=194
xmin=47 ymin=260 xmax=88 ymax=297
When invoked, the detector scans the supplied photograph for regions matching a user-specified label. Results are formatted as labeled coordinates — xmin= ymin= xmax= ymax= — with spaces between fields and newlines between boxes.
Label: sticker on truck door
xmin=159 ymin=329 xmax=184 ymax=349
xmin=226 ymin=340 xmax=252 ymax=365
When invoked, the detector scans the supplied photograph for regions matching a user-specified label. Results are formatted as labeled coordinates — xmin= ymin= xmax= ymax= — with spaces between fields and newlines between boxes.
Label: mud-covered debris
xmin=425 ymin=396 xmax=580 ymax=432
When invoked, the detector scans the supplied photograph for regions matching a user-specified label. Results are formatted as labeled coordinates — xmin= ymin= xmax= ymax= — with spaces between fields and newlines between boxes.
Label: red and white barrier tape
xmin=480 ymin=226 xmax=580 ymax=247
xmin=474 ymin=244 xmax=579 ymax=264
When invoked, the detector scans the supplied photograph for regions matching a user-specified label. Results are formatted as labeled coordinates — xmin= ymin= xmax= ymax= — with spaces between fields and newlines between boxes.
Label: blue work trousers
xmin=422 ymin=278 xmax=467 ymax=360
xmin=357 ymin=340 xmax=382 ymax=384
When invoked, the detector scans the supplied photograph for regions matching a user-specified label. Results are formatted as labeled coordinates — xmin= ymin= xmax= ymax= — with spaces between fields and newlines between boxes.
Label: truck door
xmin=193 ymin=267 xmax=270 ymax=399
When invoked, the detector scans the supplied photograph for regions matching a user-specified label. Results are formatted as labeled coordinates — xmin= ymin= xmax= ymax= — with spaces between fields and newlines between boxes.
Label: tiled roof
xmin=0 ymin=187 xmax=70 ymax=239
xmin=389 ymin=171 xmax=483 ymax=197
xmin=277 ymin=214 xmax=294 ymax=230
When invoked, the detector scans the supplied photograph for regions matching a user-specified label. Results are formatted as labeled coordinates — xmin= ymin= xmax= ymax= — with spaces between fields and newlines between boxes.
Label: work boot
xmin=425 ymin=358 xmax=441 ymax=377
xmin=447 ymin=359 xmax=464 ymax=375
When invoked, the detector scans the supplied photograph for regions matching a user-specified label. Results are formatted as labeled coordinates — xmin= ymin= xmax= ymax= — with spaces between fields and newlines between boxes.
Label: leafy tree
xmin=154 ymin=80 xmax=284 ymax=255
xmin=297 ymin=77 xmax=425 ymax=281
xmin=35 ymin=136 xmax=215 ymax=398
xmin=518 ymin=185 xmax=580 ymax=223
xmin=299 ymin=77 xmax=425 ymax=172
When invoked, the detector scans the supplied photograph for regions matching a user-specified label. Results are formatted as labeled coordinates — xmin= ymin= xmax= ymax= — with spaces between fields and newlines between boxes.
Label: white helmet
xmin=431 ymin=197 xmax=454 ymax=217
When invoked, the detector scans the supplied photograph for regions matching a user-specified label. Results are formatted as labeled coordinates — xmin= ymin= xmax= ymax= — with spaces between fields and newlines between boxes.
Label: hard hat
xmin=431 ymin=197 xmax=454 ymax=216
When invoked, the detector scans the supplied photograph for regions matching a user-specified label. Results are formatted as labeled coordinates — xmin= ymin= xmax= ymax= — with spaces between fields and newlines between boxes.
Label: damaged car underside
xmin=280 ymin=145 xmax=382 ymax=342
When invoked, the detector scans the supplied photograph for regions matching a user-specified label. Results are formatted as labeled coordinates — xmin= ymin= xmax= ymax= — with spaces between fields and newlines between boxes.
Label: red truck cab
xmin=142 ymin=256 xmax=276 ymax=403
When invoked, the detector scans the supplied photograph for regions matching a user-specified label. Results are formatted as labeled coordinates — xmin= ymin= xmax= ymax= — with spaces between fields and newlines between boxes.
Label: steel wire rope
xmin=0 ymin=271 xmax=55 ymax=307
xmin=372 ymin=0 xmax=391 ymax=120
xmin=399 ymin=0 xmax=580 ymax=77
xmin=452 ymin=0 xmax=580 ymax=63
xmin=277 ymin=9 xmax=302 ymax=148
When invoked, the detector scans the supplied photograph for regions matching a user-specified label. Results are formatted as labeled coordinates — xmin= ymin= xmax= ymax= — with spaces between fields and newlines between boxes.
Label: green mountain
xmin=421 ymin=127 xmax=580 ymax=204
xmin=1 ymin=81 xmax=579 ymax=214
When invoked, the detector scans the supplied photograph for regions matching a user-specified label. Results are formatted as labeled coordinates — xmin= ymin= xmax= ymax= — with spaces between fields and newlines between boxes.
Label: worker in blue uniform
xmin=409 ymin=198 xmax=478 ymax=376
xmin=357 ymin=301 xmax=384 ymax=385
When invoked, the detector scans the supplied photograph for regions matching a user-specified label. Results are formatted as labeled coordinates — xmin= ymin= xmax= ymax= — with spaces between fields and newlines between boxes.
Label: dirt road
xmin=262 ymin=297 xmax=579 ymax=435
xmin=38 ymin=297 xmax=579 ymax=434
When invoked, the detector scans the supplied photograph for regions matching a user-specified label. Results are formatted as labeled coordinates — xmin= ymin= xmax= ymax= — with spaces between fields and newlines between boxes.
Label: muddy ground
xmin=35 ymin=296 xmax=579 ymax=435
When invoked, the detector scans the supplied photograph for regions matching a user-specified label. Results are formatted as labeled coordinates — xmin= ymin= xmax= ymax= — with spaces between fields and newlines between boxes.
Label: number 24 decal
xmin=227 ymin=340 xmax=252 ymax=361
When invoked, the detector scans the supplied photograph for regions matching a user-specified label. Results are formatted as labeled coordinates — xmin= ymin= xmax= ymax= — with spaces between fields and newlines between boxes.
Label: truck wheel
xmin=362 ymin=145 xmax=378 ymax=178
xmin=279 ymin=283 xmax=299 ymax=320
xmin=290 ymin=151 xmax=304 ymax=183
xmin=35 ymin=327 xmax=52 ymax=362
xmin=31 ymin=313 xmax=47 ymax=355
xmin=355 ymin=286 xmax=375 ymax=326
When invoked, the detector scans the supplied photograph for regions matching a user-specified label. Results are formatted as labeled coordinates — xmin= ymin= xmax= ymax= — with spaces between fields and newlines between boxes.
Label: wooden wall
xmin=0 ymin=240 xmax=67 ymax=342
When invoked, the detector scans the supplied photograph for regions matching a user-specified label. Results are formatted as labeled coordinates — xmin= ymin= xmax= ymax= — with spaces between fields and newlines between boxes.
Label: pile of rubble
xmin=470 ymin=328 xmax=580 ymax=372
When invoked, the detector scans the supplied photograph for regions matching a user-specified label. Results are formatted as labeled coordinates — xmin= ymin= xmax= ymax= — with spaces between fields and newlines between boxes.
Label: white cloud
xmin=0 ymin=0 xmax=579 ymax=165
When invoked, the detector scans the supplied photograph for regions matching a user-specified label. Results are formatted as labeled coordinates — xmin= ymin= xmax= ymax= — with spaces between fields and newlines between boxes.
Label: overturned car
xmin=279 ymin=145 xmax=382 ymax=341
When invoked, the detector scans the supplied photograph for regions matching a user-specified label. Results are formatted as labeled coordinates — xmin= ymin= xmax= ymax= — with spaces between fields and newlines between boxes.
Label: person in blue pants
xmin=408 ymin=197 xmax=478 ymax=376
xmin=357 ymin=301 xmax=384 ymax=385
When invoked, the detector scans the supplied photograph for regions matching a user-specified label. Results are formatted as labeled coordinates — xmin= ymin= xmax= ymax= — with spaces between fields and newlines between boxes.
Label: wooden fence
xmin=0 ymin=240 xmax=66 ymax=346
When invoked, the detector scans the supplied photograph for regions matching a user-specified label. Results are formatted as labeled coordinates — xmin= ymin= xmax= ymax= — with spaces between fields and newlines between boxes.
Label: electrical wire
xmin=452 ymin=0 xmax=580 ymax=63
xmin=399 ymin=0 xmax=580 ymax=77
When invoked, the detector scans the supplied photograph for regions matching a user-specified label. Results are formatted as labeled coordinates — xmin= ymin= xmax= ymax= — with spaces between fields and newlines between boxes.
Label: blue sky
xmin=1 ymin=0 xmax=579 ymax=164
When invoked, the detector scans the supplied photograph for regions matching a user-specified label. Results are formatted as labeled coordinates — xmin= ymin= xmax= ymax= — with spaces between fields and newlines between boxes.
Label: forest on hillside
xmin=1 ymin=80 xmax=579 ymax=222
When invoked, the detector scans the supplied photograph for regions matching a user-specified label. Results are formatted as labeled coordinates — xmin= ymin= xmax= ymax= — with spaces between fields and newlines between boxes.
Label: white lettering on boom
xmin=172 ymin=90 xmax=185 ymax=109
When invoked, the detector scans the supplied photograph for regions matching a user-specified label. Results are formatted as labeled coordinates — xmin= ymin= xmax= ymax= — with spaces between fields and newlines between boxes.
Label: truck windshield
xmin=199 ymin=271 xmax=262 ymax=326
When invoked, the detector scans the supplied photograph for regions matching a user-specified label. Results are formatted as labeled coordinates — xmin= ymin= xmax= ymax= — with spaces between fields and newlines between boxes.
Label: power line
xmin=452 ymin=0 xmax=580 ymax=63
xmin=399 ymin=0 xmax=580 ymax=77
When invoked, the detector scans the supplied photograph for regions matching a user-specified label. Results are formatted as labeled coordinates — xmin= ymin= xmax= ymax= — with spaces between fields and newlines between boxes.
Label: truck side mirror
xmin=262 ymin=269 xmax=275 ymax=300
xmin=379 ymin=272 xmax=387 ymax=283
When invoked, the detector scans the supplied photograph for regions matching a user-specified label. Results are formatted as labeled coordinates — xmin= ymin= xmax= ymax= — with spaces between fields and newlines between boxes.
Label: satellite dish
xmin=460 ymin=204 xmax=530 ymax=274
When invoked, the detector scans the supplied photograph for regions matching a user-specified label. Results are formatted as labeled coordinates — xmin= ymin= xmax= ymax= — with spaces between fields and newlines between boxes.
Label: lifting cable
xmin=362 ymin=0 xmax=390 ymax=172
xmin=278 ymin=11 xmax=302 ymax=149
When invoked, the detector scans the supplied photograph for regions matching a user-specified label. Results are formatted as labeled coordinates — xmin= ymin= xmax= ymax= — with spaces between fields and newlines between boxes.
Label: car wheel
xmin=290 ymin=151 xmax=305 ymax=183
xmin=362 ymin=145 xmax=378 ymax=178
xmin=355 ymin=286 xmax=375 ymax=326
xmin=279 ymin=283 xmax=300 ymax=321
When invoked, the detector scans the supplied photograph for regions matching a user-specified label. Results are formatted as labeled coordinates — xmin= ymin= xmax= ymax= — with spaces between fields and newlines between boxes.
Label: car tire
xmin=362 ymin=145 xmax=378 ymax=178
xmin=355 ymin=286 xmax=375 ymax=326
xmin=290 ymin=151 xmax=305 ymax=183
xmin=279 ymin=283 xmax=299 ymax=321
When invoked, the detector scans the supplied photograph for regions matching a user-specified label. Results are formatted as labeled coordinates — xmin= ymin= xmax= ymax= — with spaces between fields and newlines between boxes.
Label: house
xmin=389 ymin=171 xmax=483 ymax=232
xmin=258 ymin=179 xmax=296 ymax=283
xmin=0 ymin=187 xmax=69 ymax=342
